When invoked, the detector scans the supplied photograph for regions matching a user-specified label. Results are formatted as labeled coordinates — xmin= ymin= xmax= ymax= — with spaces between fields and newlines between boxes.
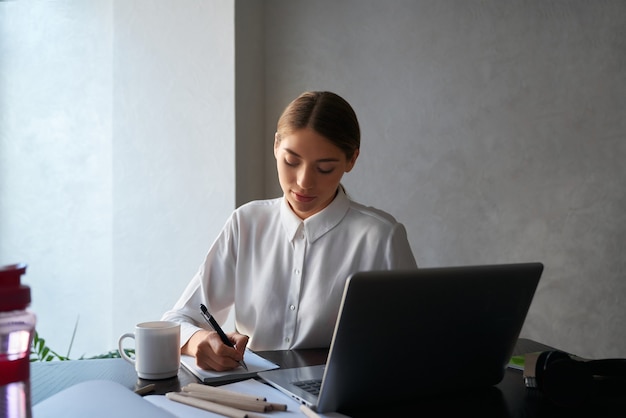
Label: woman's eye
xmin=283 ymin=157 xmax=334 ymax=173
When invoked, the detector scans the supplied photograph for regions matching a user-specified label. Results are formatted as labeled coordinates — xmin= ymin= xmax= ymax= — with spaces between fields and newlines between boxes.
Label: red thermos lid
xmin=0 ymin=263 xmax=31 ymax=311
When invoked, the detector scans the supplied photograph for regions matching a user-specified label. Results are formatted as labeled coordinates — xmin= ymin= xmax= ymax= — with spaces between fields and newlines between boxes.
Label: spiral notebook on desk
xmin=181 ymin=349 xmax=279 ymax=384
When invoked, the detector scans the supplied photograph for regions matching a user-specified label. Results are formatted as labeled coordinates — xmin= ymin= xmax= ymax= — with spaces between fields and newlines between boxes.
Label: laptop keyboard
xmin=293 ymin=379 xmax=322 ymax=395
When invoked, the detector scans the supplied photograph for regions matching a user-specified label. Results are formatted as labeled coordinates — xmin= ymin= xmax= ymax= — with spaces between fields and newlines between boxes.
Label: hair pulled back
xmin=276 ymin=91 xmax=360 ymax=160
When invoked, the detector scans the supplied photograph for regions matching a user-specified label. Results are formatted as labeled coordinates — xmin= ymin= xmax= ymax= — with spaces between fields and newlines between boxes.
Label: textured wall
xmin=263 ymin=0 xmax=626 ymax=358
xmin=235 ymin=0 xmax=266 ymax=206
xmin=2 ymin=0 xmax=624 ymax=359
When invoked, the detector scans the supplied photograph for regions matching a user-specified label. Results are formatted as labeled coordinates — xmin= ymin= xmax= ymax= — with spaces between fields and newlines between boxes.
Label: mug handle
xmin=118 ymin=332 xmax=136 ymax=365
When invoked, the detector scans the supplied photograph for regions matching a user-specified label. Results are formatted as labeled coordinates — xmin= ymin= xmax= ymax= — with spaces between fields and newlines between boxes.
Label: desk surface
xmin=31 ymin=338 xmax=625 ymax=417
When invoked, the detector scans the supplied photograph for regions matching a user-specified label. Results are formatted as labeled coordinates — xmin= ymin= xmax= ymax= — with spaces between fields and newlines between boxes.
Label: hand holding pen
xmin=199 ymin=304 xmax=248 ymax=371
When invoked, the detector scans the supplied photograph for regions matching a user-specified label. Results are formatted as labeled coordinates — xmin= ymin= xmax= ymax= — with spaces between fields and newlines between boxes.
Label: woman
xmin=162 ymin=91 xmax=417 ymax=371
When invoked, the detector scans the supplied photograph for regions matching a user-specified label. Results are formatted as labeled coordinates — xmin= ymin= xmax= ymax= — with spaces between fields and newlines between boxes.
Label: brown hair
xmin=276 ymin=91 xmax=360 ymax=160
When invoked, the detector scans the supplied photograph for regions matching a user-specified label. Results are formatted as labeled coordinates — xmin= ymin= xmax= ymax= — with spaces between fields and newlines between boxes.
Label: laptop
xmin=258 ymin=262 xmax=543 ymax=413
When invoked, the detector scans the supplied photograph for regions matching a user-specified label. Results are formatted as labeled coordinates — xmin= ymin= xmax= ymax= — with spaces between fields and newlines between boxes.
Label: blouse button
xmin=294 ymin=269 xmax=300 ymax=275
xmin=290 ymin=304 xmax=296 ymax=311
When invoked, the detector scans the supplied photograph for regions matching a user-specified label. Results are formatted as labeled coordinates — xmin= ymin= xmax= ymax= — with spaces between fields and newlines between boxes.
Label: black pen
xmin=199 ymin=304 xmax=248 ymax=371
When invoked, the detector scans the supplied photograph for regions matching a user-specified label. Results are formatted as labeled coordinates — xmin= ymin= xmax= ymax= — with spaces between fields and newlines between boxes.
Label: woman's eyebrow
xmin=284 ymin=148 xmax=341 ymax=163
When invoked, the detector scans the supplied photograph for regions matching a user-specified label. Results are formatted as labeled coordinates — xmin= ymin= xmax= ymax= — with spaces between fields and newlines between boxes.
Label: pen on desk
xmin=183 ymin=383 xmax=266 ymax=401
xmin=181 ymin=383 xmax=288 ymax=412
xmin=167 ymin=392 xmax=264 ymax=418
xmin=133 ymin=383 xmax=155 ymax=395
xmin=300 ymin=404 xmax=322 ymax=418
xmin=200 ymin=304 xmax=248 ymax=371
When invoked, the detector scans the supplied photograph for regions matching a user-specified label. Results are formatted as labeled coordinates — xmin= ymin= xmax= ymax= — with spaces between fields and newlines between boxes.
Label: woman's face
xmin=274 ymin=128 xmax=358 ymax=220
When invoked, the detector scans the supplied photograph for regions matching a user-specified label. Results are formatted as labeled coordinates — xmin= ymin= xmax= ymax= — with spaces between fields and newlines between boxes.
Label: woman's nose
xmin=297 ymin=166 xmax=315 ymax=189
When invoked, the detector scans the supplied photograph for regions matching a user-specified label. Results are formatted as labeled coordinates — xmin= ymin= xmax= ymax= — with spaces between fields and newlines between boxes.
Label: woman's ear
xmin=345 ymin=148 xmax=360 ymax=173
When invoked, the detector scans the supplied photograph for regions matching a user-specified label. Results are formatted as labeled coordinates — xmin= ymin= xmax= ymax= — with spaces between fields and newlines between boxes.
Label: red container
xmin=0 ymin=264 xmax=36 ymax=418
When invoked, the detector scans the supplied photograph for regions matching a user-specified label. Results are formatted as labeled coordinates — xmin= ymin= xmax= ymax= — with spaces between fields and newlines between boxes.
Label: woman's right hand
xmin=182 ymin=329 xmax=249 ymax=371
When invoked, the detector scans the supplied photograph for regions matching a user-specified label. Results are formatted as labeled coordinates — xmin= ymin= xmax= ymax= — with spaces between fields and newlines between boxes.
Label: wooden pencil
xmin=166 ymin=392 xmax=265 ymax=418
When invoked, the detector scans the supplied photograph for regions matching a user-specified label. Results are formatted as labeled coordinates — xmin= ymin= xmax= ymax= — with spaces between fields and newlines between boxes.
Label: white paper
xmin=32 ymin=379 xmax=176 ymax=418
xmin=145 ymin=379 xmax=350 ymax=418
xmin=31 ymin=373 xmax=349 ymax=417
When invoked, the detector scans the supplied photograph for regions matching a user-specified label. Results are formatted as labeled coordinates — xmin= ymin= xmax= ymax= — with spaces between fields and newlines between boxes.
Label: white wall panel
xmin=0 ymin=0 xmax=236 ymax=356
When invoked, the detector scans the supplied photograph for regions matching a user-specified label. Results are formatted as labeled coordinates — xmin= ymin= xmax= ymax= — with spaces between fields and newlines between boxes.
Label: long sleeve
xmin=161 ymin=217 xmax=237 ymax=347
xmin=162 ymin=189 xmax=418 ymax=351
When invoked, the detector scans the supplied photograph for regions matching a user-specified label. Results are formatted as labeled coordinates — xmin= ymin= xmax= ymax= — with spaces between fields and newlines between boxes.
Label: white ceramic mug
xmin=118 ymin=321 xmax=181 ymax=379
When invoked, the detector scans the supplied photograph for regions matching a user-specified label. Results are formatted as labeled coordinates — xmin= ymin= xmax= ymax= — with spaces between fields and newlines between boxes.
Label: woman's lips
xmin=293 ymin=191 xmax=316 ymax=203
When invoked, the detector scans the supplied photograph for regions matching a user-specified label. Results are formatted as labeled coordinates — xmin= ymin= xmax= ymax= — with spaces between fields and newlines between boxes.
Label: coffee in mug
xmin=118 ymin=321 xmax=180 ymax=379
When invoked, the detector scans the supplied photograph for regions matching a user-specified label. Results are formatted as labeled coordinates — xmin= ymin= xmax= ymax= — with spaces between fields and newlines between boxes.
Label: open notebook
xmin=181 ymin=349 xmax=279 ymax=384
xmin=33 ymin=378 xmax=348 ymax=418
xmin=259 ymin=263 xmax=543 ymax=413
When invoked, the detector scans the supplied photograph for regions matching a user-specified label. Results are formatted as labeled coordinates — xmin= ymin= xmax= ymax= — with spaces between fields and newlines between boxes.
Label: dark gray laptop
xmin=258 ymin=262 xmax=543 ymax=413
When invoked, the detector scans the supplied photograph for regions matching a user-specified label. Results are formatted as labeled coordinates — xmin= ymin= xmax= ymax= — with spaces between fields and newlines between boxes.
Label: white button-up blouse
xmin=161 ymin=188 xmax=417 ymax=351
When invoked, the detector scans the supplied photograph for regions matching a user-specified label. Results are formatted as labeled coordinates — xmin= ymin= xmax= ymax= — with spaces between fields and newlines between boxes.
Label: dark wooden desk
xmin=31 ymin=339 xmax=625 ymax=417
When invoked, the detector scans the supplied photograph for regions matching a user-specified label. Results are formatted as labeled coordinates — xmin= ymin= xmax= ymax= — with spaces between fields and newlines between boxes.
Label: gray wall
xmin=258 ymin=1 xmax=626 ymax=358
xmin=2 ymin=0 xmax=624 ymax=359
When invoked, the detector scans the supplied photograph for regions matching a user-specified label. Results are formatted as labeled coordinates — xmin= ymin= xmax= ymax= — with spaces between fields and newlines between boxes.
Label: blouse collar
xmin=280 ymin=186 xmax=350 ymax=244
